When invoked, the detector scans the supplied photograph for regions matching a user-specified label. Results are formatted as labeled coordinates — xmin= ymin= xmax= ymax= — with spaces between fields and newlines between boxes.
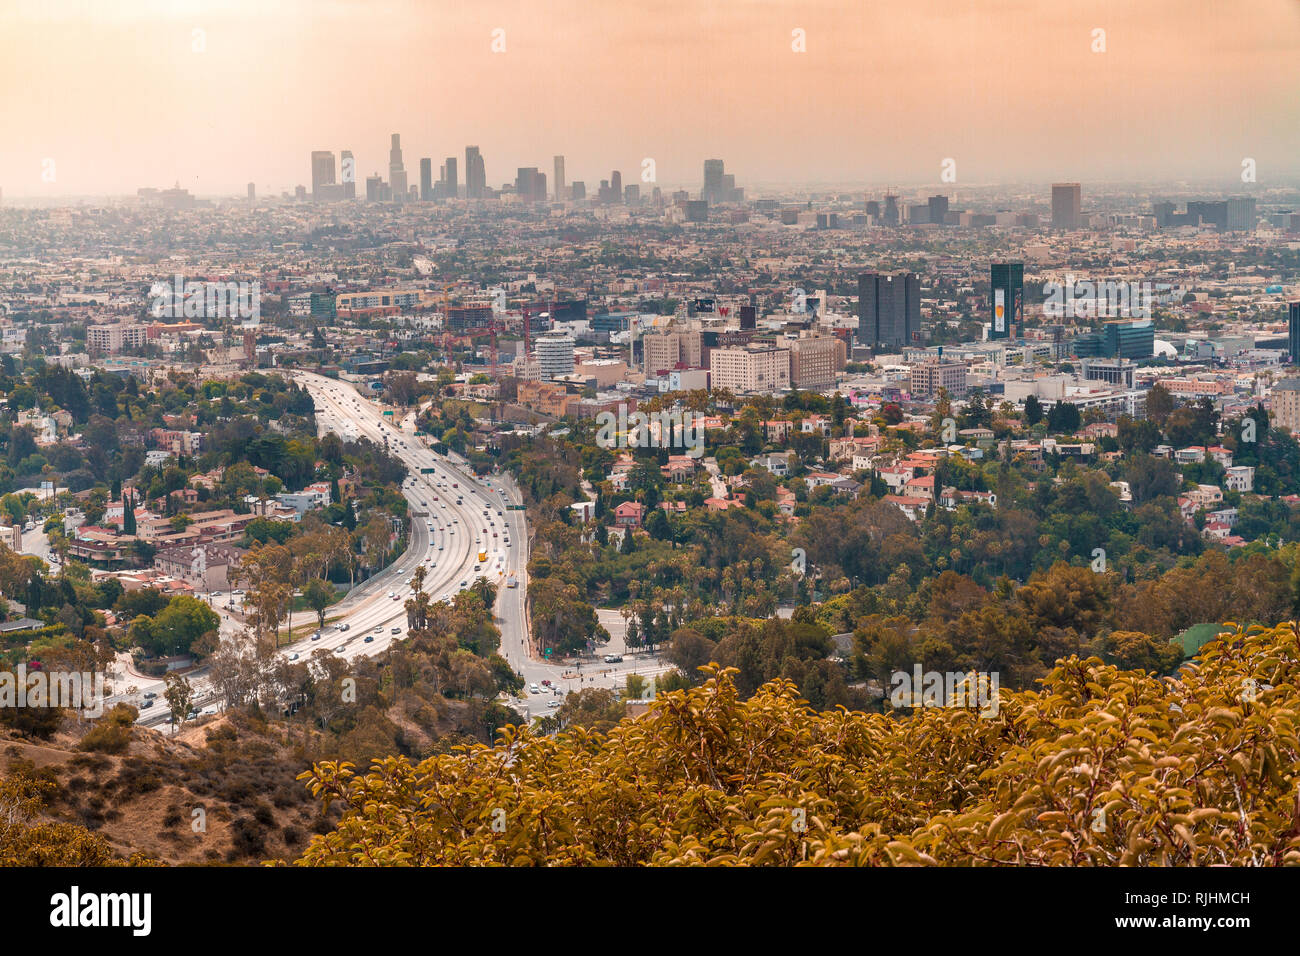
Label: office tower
xmin=536 ymin=329 xmax=576 ymax=377
xmin=1052 ymin=183 xmax=1081 ymax=229
xmin=435 ymin=156 xmax=459 ymax=199
xmin=928 ymin=195 xmax=949 ymax=226
xmin=388 ymin=134 xmax=407 ymax=202
xmin=624 ymin=184 xmax=640 ymax=205
xmin=739 ymin=305 xmax=757 ymax=330
xmin=611 ymin=170 xmax=622 ymax=202
xmin=295 ymin=185 xmax=307 ymax=200
xmin=703 ymin=159 xmax=724 ymax=204
xmin=340 ymin=150 xmax=355 ymax=198
xmin=882 ymin=193 xmax=900 ymax=226
xmin=989 ymin=262 xmax=1024 ymax=340
xmin=365 ymin=174 xmax=383 ymax=202
xmin=247 ymin=182 xmax=255 ymax=200
xmin=858 ymin=271 xmax=920 ymax=349
xmin=1289 ymin=302 xmax=1300 ymax=365
xmin=465 ymin=146 xmax=486 ymax=198
xmin=310 ymin=150 xmax=336 ymax=199
xmin=1152 ymin=201 xmax=1175 ymax=228
xmin=1187 ymin=200 xmax=1228 ymax=230
xmin=1226 ymin=197 xmax=1257 ymax=232
xmin=419 ymin=158 xmax=433 ymax=201
xmin=865 ymin=200 xmax=881 ymax=220
xmin=514 ymin=168 xmax=546 ymax=202
xmin=553 ymin=155 xmax=566 ymax=200
xmin=569 ymin=181 xmax=586 ymax=200
xmin=684 ymin=200 xmax=708 ymax=223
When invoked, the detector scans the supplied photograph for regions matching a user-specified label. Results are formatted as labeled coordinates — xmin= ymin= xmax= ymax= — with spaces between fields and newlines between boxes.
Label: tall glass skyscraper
xmin=990 ymin=262 xmax=1024 ymax=340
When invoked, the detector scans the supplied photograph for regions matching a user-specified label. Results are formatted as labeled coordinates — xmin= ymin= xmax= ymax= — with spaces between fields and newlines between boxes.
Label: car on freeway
xmin=391 ymin=626 xmax=401 ymax=634
xmin=364 ymin=635 xmax=374 ymax=643
xmin=141 ymin=699 xmax=155 ymax=709
xmin=312 ymin=632 xmax=321 ymax=640
xmin=547 ymin=700 xmax=560 ymax=708
xmin=341 ymin=623 xmax=350 ymax=631
xmin=290 ymin=653 xmax=300 ymax=661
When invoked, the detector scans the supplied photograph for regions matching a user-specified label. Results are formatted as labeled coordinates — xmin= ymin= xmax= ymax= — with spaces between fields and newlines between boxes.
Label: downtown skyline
xmin=2 ymin=0 xmax=1299 ymax=197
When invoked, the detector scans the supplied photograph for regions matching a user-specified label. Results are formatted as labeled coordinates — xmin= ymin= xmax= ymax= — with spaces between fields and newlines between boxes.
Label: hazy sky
xmin=2 ymin=0 xmax=1298 ymax=197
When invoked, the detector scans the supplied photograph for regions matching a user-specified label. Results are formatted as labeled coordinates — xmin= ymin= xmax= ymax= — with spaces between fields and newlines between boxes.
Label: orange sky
xmin=1 ymin=0 xmax=1298 ymax=197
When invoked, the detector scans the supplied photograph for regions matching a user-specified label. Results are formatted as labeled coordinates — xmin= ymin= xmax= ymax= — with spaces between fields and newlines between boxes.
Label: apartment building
xmin=788 ymin=334 xmax=846 ymax=389
xmin=642 ymin=329 xmax=703 ymax=376
xmin=709 ymin=344 xmax=790 ymax=393
xmin=909 ymin=361 xmax=968 ymax=398
xmin=87 ymin=322 xmax=149 ymax=353
xmin=1271 ymin=376 xmax=1300 ymax=434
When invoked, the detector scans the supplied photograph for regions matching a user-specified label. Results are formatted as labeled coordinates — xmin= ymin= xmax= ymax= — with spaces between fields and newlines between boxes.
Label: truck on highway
xmin=478 ymin=550 xmax=487 ymax=562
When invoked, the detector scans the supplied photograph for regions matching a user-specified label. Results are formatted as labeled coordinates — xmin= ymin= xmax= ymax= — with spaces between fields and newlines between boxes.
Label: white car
xmin=529 ymin=683 xmax=541 ymax=694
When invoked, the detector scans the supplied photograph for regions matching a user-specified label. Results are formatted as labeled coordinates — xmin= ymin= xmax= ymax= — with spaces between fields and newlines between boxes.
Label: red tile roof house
xmin=904 ymin=474 xmax=936 ymax=497
xmin=613 ymin=501 xmax=646 ymax=527
xmin=882 ymin=495 xmax=931 ymax=522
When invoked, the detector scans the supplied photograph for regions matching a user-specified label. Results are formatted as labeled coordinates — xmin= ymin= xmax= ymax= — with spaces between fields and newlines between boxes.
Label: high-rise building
xmin=989 ymin=262 xmax=1024 ymax=340
xmin=246 ymin=182 xmax=255 ymax=200
xmin=928 ymin=195 xmax=949 ymax=226
xmin=858 ymin=272 xmax=921 ymax=350
xmin=535 ymin=329 xmax=576 ymax=378
xmin=311 ymin=151 xmax=336 ymax=200
xmin=419 ymin=158 xmax=433 ymax=201
xmin=436 ymin=156 xmax=459 ymax=199
xmin=1289 ymin=302 xmax=1300 ymax=365
xmin=514 ymin=168 xmax=547 ymax=202
xmin=642 ymin=330 xmax=702 ymax=375
xmin=1052 ymin=183 xmax=1081 ymax=229
xmin=1271 ymin=376 xmax=1300 ymax=434
xmin=703 ymin=159 xmax=725 ymax=204
xmin=788 ymin=335 xmax=847 ymax=389
xmin=553 ymin=155 xmax=566 ymax=200
xmin=611 ymin=170 xmax=622 ymax=202
xmin=340 ymin=150 xmax=355 ymax=198
xmin=465 ymin=146 xmax=486 ymax=198
xmin=882 ymin=193 xmax=900 ymax=226
xmin=683 ymin=200 xmax=708 ymax=223
xmin=1187 ymin=200 xmax=1228 ymax=230
xmin=388 ymin=134 xmax=407 ymax=202
xmin=569 ymin=181 xmax=586 ymax=200
xmin=1226 ymin=197 xmax=1257 ymax=232
xmin=709 ymin=344 xmax=791 ymax=393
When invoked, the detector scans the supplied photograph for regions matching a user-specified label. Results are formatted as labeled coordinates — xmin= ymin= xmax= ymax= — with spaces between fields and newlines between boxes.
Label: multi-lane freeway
xmin=118 ymin=371 xmax=669 ymax=727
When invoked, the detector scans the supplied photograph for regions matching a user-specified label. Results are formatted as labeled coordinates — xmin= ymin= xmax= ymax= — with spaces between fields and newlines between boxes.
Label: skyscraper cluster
xmin=702 ymin=159 xmax=743 ymax=204
xmin=310 ymin=149 xmax=356 ymax=201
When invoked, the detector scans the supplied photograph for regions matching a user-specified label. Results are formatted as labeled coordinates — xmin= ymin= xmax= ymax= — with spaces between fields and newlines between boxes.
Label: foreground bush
xmin=294 ymin=622 xmax=1300 ymax=866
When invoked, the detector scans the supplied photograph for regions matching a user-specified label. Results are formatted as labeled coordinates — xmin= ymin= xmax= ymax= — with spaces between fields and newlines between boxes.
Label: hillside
xmin=293 ymin=622 xmax=1300 ymax=866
